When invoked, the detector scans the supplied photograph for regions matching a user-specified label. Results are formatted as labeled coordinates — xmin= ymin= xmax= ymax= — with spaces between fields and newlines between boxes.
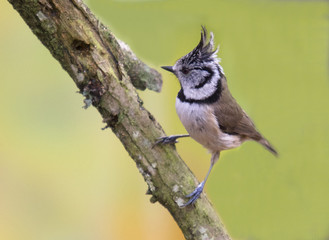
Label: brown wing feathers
xmin=213 ymin=77 xmax=278 ymax=156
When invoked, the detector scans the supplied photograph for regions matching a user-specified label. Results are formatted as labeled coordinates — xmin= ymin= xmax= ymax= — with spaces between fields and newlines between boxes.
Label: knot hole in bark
xmin=72 ymin=39 xmax=90 ymax=52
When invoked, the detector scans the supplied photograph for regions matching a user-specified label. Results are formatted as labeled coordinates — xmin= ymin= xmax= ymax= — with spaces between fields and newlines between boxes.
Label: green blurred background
xmin=1 ymin=0 xmax=329 ymax=239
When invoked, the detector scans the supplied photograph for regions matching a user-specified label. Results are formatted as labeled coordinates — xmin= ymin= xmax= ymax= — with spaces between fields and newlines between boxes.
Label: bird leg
xmin=181 ymin=151 xmax=220 ymax=207
xmin=154 ymin=134 xmax=190 ymax=146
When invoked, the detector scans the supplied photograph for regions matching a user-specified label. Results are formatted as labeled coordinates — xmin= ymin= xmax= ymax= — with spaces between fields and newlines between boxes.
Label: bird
xmin=156 ymin=26 xmax=278 ymax=207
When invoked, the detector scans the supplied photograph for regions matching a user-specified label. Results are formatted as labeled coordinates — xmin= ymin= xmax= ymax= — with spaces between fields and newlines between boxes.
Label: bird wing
xmin=213 ymin=78 xmax=262 ymax=140
xmin=212 ymin=77 xmax=278 ymax=156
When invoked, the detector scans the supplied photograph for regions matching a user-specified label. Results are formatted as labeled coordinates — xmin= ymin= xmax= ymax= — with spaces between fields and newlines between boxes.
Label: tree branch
xmin=8 ymin=0 xmax=232 ymax=239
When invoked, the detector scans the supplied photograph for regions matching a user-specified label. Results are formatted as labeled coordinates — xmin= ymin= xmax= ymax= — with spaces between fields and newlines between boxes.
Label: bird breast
xmin=175 ymin=98 xmax=242 ymax=152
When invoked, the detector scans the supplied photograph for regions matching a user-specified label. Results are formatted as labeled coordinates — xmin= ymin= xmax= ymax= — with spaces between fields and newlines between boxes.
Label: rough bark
xmin=8 ymin=0 xmax=232 ymax=239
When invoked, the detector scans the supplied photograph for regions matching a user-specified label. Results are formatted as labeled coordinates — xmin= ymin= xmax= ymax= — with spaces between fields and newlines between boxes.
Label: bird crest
xmin=181 ymin=26 xmax=218 ymax=65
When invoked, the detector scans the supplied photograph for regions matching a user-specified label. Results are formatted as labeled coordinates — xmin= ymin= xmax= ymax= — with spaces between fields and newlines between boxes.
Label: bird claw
xmin=153 ymin=134 xmax=190 ymax=147
xmin=153 ymin=135 xmax=180 ymax=146
xmin=181 ymin=181 xmax=205 ymax=207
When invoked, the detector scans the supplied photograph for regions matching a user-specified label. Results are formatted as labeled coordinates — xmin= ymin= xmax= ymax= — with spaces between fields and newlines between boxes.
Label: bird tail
xmin=259 ymin=138 xmax=278 ymax=157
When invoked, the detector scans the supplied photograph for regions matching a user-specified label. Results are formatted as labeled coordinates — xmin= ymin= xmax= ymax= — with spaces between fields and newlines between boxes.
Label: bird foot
xmin=154 ymin=135 xmax=181 ymax=146
xmin=181 ymin=181 xmax=205 ymax=207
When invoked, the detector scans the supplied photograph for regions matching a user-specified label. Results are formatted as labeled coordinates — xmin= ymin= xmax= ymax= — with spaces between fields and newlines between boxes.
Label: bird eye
xmin=181 ymin=67 xmax=190 ymax=74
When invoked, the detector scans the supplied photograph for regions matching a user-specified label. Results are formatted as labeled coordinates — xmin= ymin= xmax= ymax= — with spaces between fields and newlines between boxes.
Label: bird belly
xmin=176 ymin=99 xmax=242 ymax=152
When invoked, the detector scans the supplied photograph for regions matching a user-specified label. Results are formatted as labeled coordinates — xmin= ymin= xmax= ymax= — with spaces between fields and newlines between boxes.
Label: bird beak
xmin=161 ymin=66 xmax=174 ymax=73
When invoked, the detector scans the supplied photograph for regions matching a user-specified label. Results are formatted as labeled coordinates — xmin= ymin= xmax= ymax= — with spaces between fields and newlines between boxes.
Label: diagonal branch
xmin=8 ymin=0 xmax=232 ymax=239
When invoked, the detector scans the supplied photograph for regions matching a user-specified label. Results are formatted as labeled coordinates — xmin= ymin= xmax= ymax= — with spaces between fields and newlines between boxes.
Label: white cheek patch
xmin=182 ymin=65 xmax=220 ymax=101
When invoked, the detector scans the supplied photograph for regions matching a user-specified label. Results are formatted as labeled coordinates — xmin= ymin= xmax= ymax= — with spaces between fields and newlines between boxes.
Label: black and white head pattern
xmin=173 ymin=26 xmax=224 ymax=103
